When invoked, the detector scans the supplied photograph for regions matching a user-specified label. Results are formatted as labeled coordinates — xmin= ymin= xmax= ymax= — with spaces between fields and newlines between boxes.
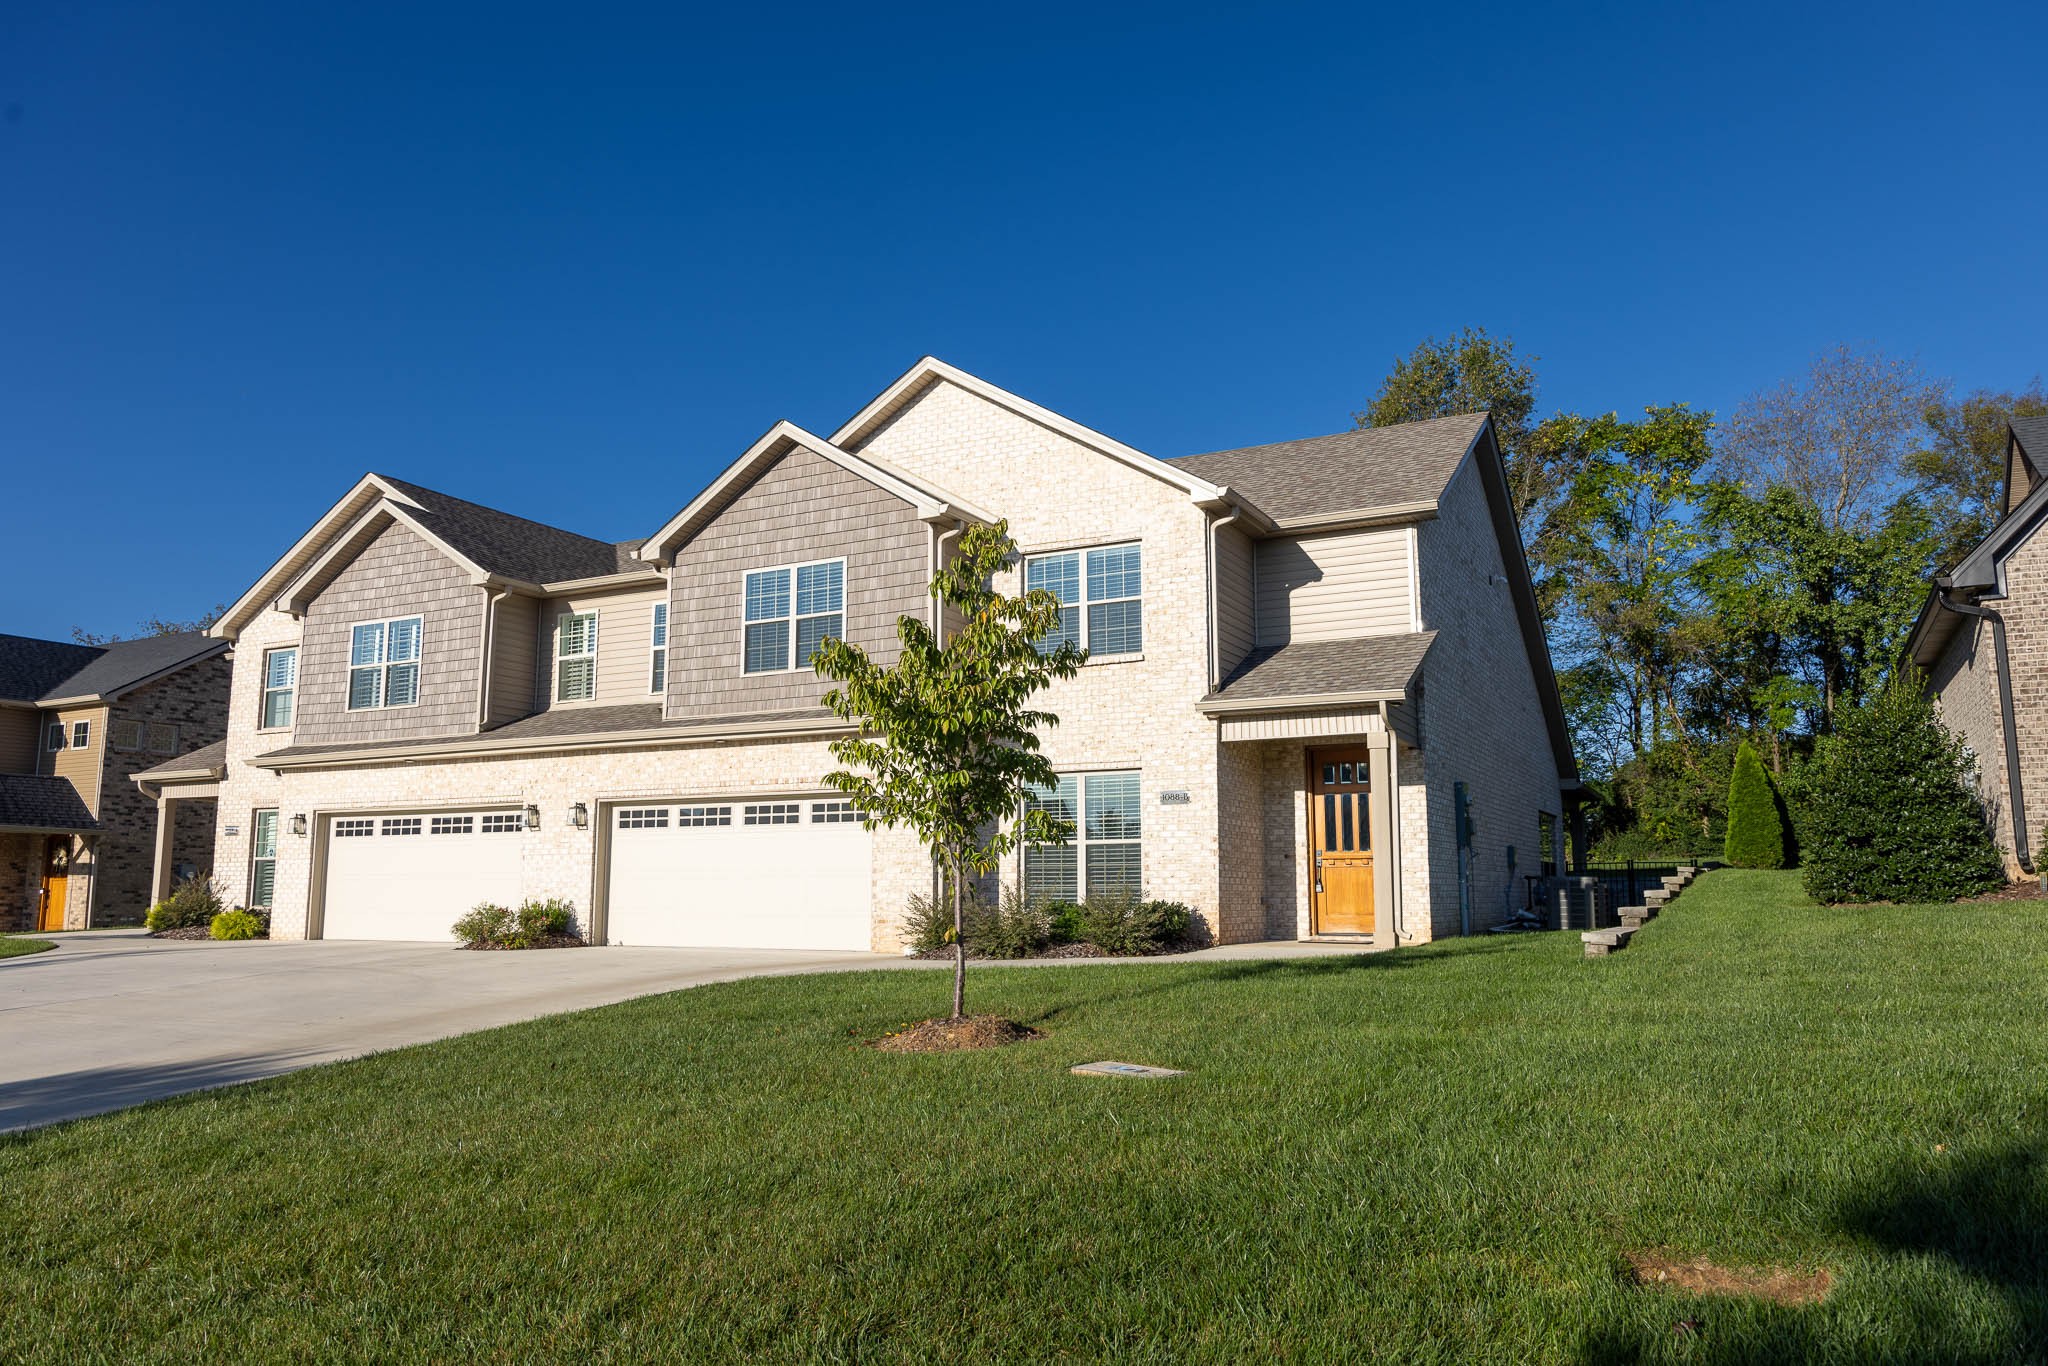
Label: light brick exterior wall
xmin=1410 ymin=461 xmax=1565 ymax=935
xmin=1927 ymin=612 xmax=2019 ymax=870
xmin=847 ymin=378 xmax=1231 ymax=937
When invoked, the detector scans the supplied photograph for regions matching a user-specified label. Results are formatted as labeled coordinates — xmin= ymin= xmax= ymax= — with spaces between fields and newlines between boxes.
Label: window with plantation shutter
xmin=556 ymin=611 xmax=597 ymax=701
xmin=347 ymin=617 xmax=421 ymax=710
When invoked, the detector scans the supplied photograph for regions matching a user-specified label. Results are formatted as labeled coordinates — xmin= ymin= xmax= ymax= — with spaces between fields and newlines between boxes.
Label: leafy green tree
xmin=1800 ymin=676 xmax=2004 ymax=904
xmin=1723 ymin=740 xmax=1786 ymax=868
xmin=812 ymin=521 xmax=1084 ymax=1020
xmin=1908 ymin=381 xmax=2048 ymax=567
xmin=72 ymin=603 xmax=227 ymax=646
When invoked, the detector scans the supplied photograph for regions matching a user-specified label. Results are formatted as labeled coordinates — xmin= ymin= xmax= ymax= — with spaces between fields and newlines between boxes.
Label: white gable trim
xmin=214 ymin=475 xmax=435 ymax=641
xmin=636 ymin=420 xmax=993 ymax=566
xmin=829 ymin=357 xmax=1262 ymax=521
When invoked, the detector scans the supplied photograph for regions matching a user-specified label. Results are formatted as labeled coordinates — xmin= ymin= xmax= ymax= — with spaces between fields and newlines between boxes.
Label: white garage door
xmin=606 ymin=798 xmax=872 ymax=950
xmin=321 ymin=811 xmax=525 ymax=941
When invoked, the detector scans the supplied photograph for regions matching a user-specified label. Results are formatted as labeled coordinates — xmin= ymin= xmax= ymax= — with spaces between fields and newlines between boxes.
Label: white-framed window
xmin=1025 ymin=544 xmax=1142 ymax=656
xmin=334 ymin=818 xmax=375 ymax=838
xmin=743 ymin=559 xmax=844 ymax=674
xmin=1023 ymin=771 xmax=1142 ymax=903
xmin=45 ymin=723 xmax=64 ymax=752
xmin=430 ymin=815 xmax=475 ymax=835
xmin=556 ymin=611 xmax=598 ymax=702
xmin=250 ymin=809 xmax=278 ymax=909
xmin=649 ymin=602 xmax=669 ymax=694
xmin=262 ymin=647 xmax=298 ymax=729
xmin=70 ymin=720 xmax=91 ymax=750
xmin=380 ymin=817 xmax=422 ymax=836
xmin=111 ymin=719 xmax=146 ymax=752
xmin=348 ymin=616 xmax=422 ymax=710
xmin=743 ymin=802 xmax=801 ymax=826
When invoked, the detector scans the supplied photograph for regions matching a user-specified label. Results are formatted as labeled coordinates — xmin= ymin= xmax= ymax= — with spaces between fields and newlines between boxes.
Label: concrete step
xmin=1619 ymin=905 xmax=1654 ymax=928
xmin=1644 ymin=889 xmax=1673 ymax=906
xmin=1583 ymin=925 xmax=1640 ymax=957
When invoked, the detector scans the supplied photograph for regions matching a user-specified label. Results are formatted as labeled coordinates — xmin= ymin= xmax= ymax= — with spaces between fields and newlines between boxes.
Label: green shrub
xmin=515 ymin=898 xmax=574 ymax=944
xmin=1043 ymin=901 xmax=1086 ymax=944
xmin=1723 ymin=739 xmax=1787 ymax=869
xmin=1076 ymin=893 xmax=1195 ymax=955
xmin=973 ymin=886 xmax=1051 ymax=959
xmin=208 ymin=909 xmax=264 ymax=941
xmin=145 ymin=874 xmax=226 ymax=933
xmin=452 ymin=903 xmax=514 ymax=947
xmin=1801 ymin=676 xmax=2005 ymax=904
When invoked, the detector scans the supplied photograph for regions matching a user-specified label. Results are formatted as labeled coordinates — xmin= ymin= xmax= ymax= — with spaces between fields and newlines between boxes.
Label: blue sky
xmin=5 ymin=1 xmax=2044 ymax=640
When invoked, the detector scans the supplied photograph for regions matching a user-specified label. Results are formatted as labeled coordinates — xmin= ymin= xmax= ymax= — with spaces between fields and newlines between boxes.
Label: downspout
xmin=1206 ymin=509 xmax=1241 ymax=691
xmin=477 ymin=587 xmax=511 ymax=729
xmin=1938 ymin=590 xmax=2032 ymax=873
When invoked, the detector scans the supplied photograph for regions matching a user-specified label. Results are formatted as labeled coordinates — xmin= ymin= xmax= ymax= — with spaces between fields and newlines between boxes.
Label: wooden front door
xmin=37 ymin=836 xmax=70 ymax=933
xmin=1309 ymin=747 xmax=1374 ymax=935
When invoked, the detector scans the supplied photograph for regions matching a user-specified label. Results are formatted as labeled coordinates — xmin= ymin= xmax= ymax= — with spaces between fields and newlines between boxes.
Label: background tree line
xmin=1363 ymin=329 xmax=2046 ymax=857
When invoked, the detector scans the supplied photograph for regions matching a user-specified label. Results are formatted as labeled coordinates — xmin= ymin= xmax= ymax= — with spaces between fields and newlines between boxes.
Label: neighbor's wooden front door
xmin=1309 ymin=747 xmax=1374 ymax=935
xmin=37 ymin=836 xmax=70 ymax=932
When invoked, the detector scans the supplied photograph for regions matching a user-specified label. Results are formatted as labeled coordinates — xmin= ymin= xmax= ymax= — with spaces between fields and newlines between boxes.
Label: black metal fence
xmin=1577 ymin=853 xmax=1715 ymax=908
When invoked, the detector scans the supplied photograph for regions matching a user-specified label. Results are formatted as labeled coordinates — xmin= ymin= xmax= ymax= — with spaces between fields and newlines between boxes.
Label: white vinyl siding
xmin=1253 ymin=528 xmax=1414 ymax=647
xmin=556 ymin=611 xmax=598 ymax=701
xmin=540 ymin=588 xmax=664 ymax=707
xmin=1215 ymin=523 xmax=1256 ymax=676
xmin=261 ymin=647 xmax=297 ymax=729
xmin=1023 ymin=771 xmax=1142 ymax=904
xmin=347 ymin=616 xmax=423 ymax=710
xmin=1026 ymin=544 xmax=1142 ymax=657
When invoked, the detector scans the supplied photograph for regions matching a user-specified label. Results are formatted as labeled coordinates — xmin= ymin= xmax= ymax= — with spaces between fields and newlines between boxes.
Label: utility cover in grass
xmin=1070 ymin=1060 xmax=1186 ymax=1079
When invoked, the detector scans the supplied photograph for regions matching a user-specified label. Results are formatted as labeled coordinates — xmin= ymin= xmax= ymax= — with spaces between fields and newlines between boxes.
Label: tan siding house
xmin=192 ymin=358 xmax=1576 ymax=952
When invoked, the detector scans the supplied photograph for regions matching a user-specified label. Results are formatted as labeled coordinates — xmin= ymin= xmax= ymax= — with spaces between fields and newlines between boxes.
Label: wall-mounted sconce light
xmin=570 ymin=802 xmax=589 ymax=830
xmin=523 ymin=804 xmax=541 ymax=830
xmin=290 ymin=813 xmax=308 ymax=836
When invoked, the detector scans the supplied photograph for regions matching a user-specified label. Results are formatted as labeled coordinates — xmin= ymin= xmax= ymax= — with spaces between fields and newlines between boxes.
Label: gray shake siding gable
xmin=291 ymin=519 xmax=482 ymax=744
xmin=665 ymin=445 xmax=928 ymax=722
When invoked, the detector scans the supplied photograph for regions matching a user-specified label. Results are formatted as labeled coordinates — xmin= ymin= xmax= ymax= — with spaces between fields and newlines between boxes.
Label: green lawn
xmin=4 ymin=869 xmax=2044 ymax=1363
xmin=0 ymin=935 xmax=55 ymax=959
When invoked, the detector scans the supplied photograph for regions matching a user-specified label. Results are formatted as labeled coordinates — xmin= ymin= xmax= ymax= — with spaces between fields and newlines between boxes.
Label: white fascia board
xmin=214 ymin=475 xmax=425 ymax=640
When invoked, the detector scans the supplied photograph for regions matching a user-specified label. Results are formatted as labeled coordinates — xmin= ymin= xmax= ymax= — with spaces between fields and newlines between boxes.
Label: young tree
xmin=1908 ymin=380 xmax=2048 ymax=567
xmin=812 ymin=521 xmax=1084 ymax=1020
xmin=1723 ymin=740 xmax=1786 ymax=868
xmin=1800 ymin=675 xmax=2004 ymax=904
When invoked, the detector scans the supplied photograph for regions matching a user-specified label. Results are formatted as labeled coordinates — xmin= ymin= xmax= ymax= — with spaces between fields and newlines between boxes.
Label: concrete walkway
xmin=0 ymin=930 xmax=1391 ymax=1132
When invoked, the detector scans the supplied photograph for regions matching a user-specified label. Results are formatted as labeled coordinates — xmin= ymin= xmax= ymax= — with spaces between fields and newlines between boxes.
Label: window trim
xmin=70 ymin=720 xmax=91 ymax=750
xmin=1022 ymin=541 xmax=1143 ymax=659
xmin=554 ymin=609 xmax=600 ymax=703
xmin=1022 ymin=769 xmax=1143 ymax=903
xmin=111 ymin=719 xmax=146 ymax=752
xmin=46 ymin=723 xmax=64 ymax=752
xmin=260 ymin=646 xmax=298 ymax=732
xmin=741 ymin=557 xmax=847 ymax=675
xmin=249 ymin=808 xmax=279 ymax=909
xmin=345 ymin=615 xmax=424 ymax=712
xmin=649 ymin=601 xmax=668 ymax=696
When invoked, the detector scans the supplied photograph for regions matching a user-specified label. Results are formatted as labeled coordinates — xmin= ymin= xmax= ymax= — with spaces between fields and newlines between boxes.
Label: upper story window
xmin=744 ymin=559 xmax=844 ymax=674
xmin=556 ymin=611 xmax=598 ymax=701
xmin=110 ymin=720 xmax=180 ymax=754
xmin=70 ymin=720 xmax=91 ymax=750
xmin=262 ymin=647 xmax=298 ymax=729
xmin=348 ymin=616 xmax=422 ymax=711
xmin=649 ymin=602 xmax=668 ymax=694
xmin=1025 ymin=544 xmax=1142 ymax=657
xmin=46 ymin=723 xmax=63 ymax=752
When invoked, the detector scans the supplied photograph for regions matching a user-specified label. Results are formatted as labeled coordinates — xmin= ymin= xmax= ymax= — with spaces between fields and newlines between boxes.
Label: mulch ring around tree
xmin=460 ymin=934 xmax=589 ymax=951
xmin=871 ymin=1015 xmax=1044 ymax=1053
xmin=1962 ymin=880 xmax=2046 ymax=903
xmin=1626 ymin=1251 xmax=1832 ymax=1306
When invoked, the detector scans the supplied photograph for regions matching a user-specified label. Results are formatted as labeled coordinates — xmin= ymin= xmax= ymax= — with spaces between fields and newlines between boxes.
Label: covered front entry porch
xmin=132 ymin=741 xmax=228 ymax=908
xmin=0 ymin=774 xmax=103 ymax=932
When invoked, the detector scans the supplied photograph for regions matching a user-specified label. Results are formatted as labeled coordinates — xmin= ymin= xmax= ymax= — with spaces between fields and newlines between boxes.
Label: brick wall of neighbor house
xmin=93 ymin=655 xmax=231 ymax=922
xmin=666 ymin=446 xmax=929 ymax=723
xmin=291 ymin=519 xmax=483 ymax=745
xmin=1412 ymin=460 xmax=1563 ymax=936
xmin=1928 ymin=613 xmax=2019 ymax=868
xmin=846 ymin=378 xmax=1234 ymax=935
xmin=2 ymin=833 xmax=37 ymax=932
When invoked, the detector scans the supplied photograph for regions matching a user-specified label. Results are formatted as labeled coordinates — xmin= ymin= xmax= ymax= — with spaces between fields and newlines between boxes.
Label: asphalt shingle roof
xmin=376 ymin=475 xmax=645 ymax=584
xmin=1206 ymin=632 xmax=1436 ymax=703
xmin=251 ymin=704 xmax=842 ymax=764
xmin=0 ymin=774 xmax=99 ymax=832
xmin=1170 ymin=413 xmax=1488 ymax=523
xmin=2013 ymin=414 xmax=2048 ymax=466
xmin=0 ymin=631 xmax=223 ymax=704
xmin=131 ymin=739 xmax=229 ymax=781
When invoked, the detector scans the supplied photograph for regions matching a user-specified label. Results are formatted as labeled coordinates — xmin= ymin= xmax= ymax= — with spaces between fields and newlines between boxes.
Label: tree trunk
xmin=949 ymin=850 xmax=966 ymax=1020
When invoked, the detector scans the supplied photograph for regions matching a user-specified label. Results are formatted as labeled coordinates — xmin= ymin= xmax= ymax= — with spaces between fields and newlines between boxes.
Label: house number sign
xmin=1159 ymin=791 xmax=1191 ymax=805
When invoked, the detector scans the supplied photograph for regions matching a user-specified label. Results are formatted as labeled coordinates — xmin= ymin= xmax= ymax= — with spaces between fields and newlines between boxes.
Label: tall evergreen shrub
xmin=1801 ymin=677 xmax=2004 ymax=903
xmin=1723 ymin=739 xmax=1787 ymax=868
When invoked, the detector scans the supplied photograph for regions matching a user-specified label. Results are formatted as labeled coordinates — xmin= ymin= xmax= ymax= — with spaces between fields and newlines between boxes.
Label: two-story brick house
xmin=1909 ymin=415 xmax=2048 ymax=875
xmin=0 ymin=631 xmax=229 ymax=930
xmin=155 ymin=358 xmax=1577 ymax=949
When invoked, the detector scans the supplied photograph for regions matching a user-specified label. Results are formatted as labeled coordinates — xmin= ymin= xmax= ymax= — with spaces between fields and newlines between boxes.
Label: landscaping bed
xmin=4 ymin=869 xmax=2045 ymax=1362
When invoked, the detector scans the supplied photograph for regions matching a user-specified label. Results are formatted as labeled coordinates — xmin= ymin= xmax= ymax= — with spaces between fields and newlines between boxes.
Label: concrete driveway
xmin=0 ymin=930 xmax=894 ymax=1132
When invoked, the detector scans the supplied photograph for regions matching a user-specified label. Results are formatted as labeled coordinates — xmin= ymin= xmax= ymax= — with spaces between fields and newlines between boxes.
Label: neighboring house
xmin=1909 ymin=415 xmax=2048 ymax=876
xmin=0 ymin=632 xmax=230 ymax=930
xmin=155 ymin=358 xmax=1577 ymax=950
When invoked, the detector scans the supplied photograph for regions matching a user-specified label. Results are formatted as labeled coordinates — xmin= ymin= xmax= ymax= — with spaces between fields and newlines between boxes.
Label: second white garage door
xmin=321 ymin=810 xmax=526 ymax=941
xmin=606 ymin=798 xmax=873 ymax=950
